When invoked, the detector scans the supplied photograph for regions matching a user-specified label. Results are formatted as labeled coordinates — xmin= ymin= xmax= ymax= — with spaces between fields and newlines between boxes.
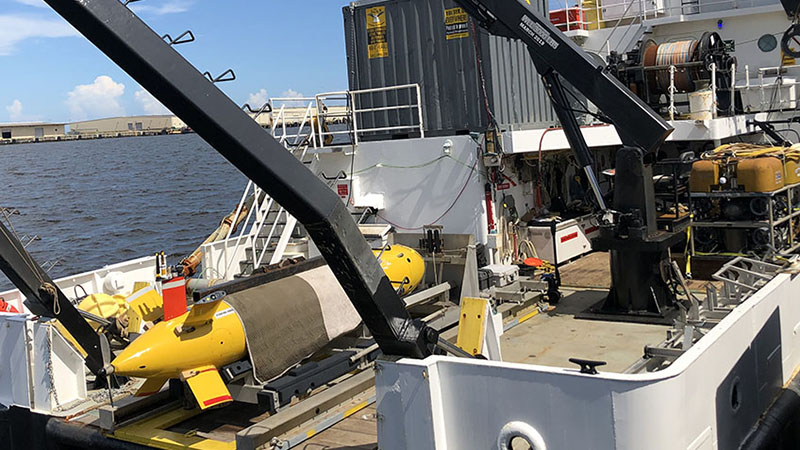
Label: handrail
xmin=315 ymin=83 xmax=424 ymax=147
xmin=205 ymin=84 xmax=426 ymax=279
xmin=661 ymin=62 xmax=798 ymax=120
xmin=558 ymin=0 xmax=769 ymax=53
xmin=221 ymin=180 xmax=254 ymax=278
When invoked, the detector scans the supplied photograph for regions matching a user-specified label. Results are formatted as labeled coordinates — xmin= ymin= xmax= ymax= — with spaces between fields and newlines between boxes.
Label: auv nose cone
xmin=111 ymin=350 xmax=141 ymax=376
xmin=111 ymin=338 xmax=159 ymax=377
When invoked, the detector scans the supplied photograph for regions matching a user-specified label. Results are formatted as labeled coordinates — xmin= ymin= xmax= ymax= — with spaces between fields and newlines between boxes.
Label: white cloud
xmin=66 ymin=76 xmax=126 ymax=121
xmin=0 ymin=15 xmax=77 ymax=56
xmin=281 ymin=89 xmax=304 ymax=99
xmin=6 ymin=100 xmax=23 ymax=121
xmin=130 ymin=0 xmax=193 ymax=16
xmin=246 ymin=88 xmax=269 ymax=108
xmin=135 ymin=88 xmax=171 ymax=115
xmin=277 ymin=89 xmax=307 ymax=107
xmin=13 ymin=0 xmax=46 ymax=8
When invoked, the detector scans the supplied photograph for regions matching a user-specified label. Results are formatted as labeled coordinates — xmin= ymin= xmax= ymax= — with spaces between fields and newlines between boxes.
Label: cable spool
xmin=640 ymin=32 xmax=734 ymax=111
xmin=643 ymin=38 xmax=699 ymax=94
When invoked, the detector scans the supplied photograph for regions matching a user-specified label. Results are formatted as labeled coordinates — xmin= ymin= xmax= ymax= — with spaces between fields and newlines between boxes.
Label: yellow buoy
xmin=372 ymin=244 xmax=426 ymax=295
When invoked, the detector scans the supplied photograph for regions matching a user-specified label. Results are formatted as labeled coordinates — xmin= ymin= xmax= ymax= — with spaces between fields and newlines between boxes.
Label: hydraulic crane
xmin=3 ymin=0 xmax=684 ymax=371
xmin=457 ymin=0 xmax=683 ymax=317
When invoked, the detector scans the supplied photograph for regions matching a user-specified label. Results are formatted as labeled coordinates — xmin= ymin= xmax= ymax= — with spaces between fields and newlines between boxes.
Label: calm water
xmin=0 ymin=134 xmax=247 ymax=291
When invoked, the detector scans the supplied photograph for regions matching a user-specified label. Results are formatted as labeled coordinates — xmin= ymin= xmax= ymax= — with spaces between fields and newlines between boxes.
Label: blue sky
xmin=0 ymin=0 xmax=351 ymax=123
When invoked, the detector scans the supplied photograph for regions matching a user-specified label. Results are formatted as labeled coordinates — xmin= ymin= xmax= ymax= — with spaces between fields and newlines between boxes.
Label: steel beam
xmin=43 ymin=0 xmax=430 ymax=358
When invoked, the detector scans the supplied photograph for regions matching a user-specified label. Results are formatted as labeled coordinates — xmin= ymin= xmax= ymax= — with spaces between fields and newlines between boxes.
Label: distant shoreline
xmin=0 ymin=128 xmax=193 ymax=146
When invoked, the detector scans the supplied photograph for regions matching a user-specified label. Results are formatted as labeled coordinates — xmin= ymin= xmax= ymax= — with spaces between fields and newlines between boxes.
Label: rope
xmin=40 ymin=283 xmax=59 ymax=315
xmin=700 ymin=143 xmax=796 ymax=163
xmin=0 ymin=220 xmax=63 ymax=315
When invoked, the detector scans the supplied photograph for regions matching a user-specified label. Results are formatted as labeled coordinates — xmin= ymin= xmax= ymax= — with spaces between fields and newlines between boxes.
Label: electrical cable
xmin=537 ymin=128 xmax=557 ymax=209
xmin=351 ymin=154 xmax=478 ymax=175
xmin=470 ymin=19 xmax=497 ymax=129
xmin=346 ymin=144 xmax=356 ymax=206
xmin=376 ymin=159 xmax=479 ymax=230
xmin=470 ymin=18 xmax=504 ymax=153
xmin=546 ymin=80 xmax=613 ymax=124
xmin=561 ymin=85 xmax=613 ymax=124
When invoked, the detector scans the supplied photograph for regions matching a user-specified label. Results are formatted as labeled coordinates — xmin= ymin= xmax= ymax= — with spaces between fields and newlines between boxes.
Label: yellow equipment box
xmin=689 ymin=160 xmax=719 ymax=192
xmin=738 ymin=157 xmax=784 ymax=192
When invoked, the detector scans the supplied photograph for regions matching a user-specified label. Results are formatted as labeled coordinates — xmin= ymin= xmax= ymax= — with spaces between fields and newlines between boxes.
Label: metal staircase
xmin=202 ymin=100 xmax=323 ymax=280
xmin=235 ymin=101 xmax=320 ymax=277
xmin=201 ymin=84 xmax=423 ymax=281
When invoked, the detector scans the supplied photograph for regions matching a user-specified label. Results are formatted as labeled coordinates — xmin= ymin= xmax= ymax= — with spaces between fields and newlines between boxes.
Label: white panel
xmin=687 ymin=426 xmax=714 ymax=450
xmin=376 ymin=358 xmax=444 ymax=449
xmin=315 ymin=136 xmax=488 ymax=244
xmin=0 ymin=315 xmax=33 ymax=408
xmin=0 ymin=255 xmax=156 ymax=314
xmin=46 ymin=325 xmax=86 ymax=411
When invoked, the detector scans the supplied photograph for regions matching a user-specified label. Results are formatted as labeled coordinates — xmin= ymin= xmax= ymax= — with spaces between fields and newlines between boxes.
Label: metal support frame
xmin=43 ymin=0 xmax=432 ymax=359
xmin=257 ymin=348 xmax=378 ymax=414
xmin=540 ymin=71 xmax=607 ymax=211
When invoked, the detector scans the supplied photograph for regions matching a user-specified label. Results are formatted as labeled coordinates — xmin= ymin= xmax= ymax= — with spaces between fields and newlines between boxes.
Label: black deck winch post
xmin=0 ymin=221 xmax=105 ymax=375
xmin=42 ymin=0 xmax=432 ymax=358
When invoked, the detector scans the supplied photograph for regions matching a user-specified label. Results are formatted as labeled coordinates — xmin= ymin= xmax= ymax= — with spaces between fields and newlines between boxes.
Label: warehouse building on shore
xmin=0 ymin=122 xmax=66 ymax=141
xmin=69 ymin=115 xmax=188 ymax=136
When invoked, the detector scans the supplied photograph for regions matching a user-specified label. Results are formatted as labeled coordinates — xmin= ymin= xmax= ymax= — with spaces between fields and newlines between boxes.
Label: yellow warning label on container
xmin=366 ymin=6 xmax=388 ymax=59
xmin=444 ymin=7 xmax=469 ymax=40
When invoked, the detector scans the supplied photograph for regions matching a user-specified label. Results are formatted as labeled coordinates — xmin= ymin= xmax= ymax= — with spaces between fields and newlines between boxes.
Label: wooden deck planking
xmin=300 ymin=405 xmax=378 ymax=449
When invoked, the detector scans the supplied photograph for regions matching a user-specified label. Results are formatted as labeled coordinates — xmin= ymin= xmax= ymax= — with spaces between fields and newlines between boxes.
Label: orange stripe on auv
xmin=203 ymin=395 xmax=233 ymax=407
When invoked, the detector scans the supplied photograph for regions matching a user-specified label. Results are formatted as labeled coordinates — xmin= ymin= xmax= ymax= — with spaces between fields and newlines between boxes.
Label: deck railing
xmin=315 ymin=83 xmax=425 ymax=146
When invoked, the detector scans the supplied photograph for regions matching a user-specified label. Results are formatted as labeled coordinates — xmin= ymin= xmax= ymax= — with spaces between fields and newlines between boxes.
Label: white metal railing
xmin=662 ymin=61 xmax=719 ymax=120
xmin=743 ymin=64 xmax=800 ymax=112
xmin=270 ymin=97 xmax=319 ymax=147
xmin=249 ymin=147 xmax=312 ymax=270
xmin=315 ymin=83 xmax=424 ymax=146
xmin=556 ymin=0 xmax=775 ymax=55
xmin=217 ymin=180 xmax=260 ymax=280
xmin=661 ymin=62 xmax=799 ymax=120
xmin=208 ymin=149 xmax=312 ymax=279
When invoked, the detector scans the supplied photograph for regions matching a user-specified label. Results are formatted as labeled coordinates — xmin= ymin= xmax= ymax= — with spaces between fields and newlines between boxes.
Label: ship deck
xmin=73 ymin=251 xmax=715 ymax=449
xmin=291 ymin=251 xmax=720 ymax=448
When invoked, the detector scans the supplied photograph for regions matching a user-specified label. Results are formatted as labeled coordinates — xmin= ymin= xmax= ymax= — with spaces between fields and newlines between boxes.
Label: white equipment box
xmin=480 ymin=264 xmax=520 ymax=288
xmin=525 ymin=214 xmax=599 ymax=265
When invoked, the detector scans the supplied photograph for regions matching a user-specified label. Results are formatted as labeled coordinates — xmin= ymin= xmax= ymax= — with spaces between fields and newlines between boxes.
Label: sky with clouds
xmin=0 ymin=0 xmax=350 ymax=123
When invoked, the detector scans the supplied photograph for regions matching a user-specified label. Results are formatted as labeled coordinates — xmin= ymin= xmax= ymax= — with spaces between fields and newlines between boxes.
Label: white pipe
xmin=669 ymin=65 xmax=676 ymax=121
xmin=416 ymin=83 xmax=425 ymax=138
xmin=710 ymin=62 xmax=717 ymax=118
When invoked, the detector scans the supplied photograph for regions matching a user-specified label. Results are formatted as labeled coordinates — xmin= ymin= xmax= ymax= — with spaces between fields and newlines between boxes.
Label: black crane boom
xmin=455 ymin=0 xmax=673 ymax=154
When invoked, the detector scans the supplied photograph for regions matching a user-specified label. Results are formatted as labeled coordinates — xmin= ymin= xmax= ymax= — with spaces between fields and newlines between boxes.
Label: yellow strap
xmin=685 ymin=213 xmax=693 ymax=278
